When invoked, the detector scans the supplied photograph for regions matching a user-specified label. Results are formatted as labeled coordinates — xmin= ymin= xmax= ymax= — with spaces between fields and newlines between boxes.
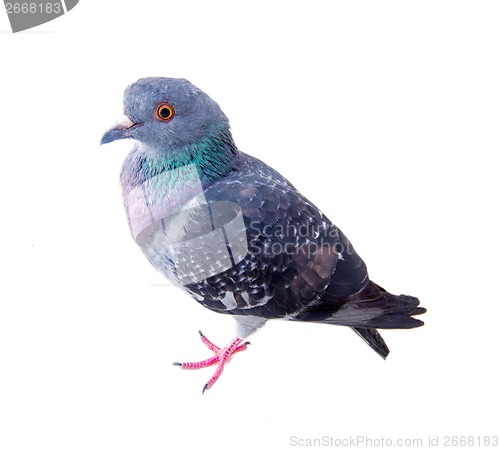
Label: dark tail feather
xmin=313 ymin=281 xmax=426 ymax=329
xmin=346 ymin=281 xmax=426 ymax=329
xmin=352 ymin=327 xmax=390 ymax=359
xmin=362 ymin=291 xmax=426 ymax=329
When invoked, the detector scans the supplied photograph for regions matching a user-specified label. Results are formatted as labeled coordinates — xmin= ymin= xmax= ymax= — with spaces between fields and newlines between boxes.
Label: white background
xmin=1 ymin=1 xmax=499 ymax=449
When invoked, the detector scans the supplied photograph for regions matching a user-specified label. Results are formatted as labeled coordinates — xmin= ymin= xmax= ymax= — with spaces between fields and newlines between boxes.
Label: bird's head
xmin=101 ymin=77 xmax=231 ymax=153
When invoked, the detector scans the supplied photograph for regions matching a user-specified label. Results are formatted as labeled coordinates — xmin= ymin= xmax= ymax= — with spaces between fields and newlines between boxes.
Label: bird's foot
xmin=173 ymin=331 xmax=250 ymax=393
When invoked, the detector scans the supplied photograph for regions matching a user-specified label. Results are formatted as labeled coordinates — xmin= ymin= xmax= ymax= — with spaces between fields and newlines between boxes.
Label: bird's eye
xmin=155 ymin=103 xmax=175 ymax=122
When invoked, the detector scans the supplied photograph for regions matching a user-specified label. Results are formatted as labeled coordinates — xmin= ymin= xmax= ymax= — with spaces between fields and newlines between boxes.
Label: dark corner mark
xmin=4 ymin=0 xmax=79 ymax=33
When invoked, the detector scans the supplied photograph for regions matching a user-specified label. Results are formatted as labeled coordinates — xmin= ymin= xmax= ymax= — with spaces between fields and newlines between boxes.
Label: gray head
xmin=101 ymin=77 xmax=231 ymax=151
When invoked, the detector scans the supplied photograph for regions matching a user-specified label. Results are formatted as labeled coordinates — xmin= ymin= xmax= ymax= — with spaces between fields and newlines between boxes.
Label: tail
xmin=346 ymin=281 xmax=425 ymax=358
xmin=323 ymin=280 xmax=426 ymax=329
xmin=352 ymin=327 xmax=390 ymax=359
xmin=360 ymin=283 xmax=426 ymax=329
xmin=292 ymin=280 xmax=426 ymax=357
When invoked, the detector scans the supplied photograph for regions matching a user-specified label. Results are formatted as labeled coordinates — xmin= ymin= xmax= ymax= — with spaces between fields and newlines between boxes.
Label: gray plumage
xmin=101 ymin=77 xmax=425 ymax=360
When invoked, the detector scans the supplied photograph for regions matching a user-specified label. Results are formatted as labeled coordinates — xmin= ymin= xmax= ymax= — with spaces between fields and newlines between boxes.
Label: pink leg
xmin=173 ymin=332 xmax=250 ymax=393
xmin=202 ymin=337 xmax=243 ymax=393
xmin=198 ymin=330 xmax=248 ymax=355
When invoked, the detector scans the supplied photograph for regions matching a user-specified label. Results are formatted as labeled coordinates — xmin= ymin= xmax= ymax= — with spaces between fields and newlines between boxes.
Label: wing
xmin=182 ymin=153 xmax=370 ymax=320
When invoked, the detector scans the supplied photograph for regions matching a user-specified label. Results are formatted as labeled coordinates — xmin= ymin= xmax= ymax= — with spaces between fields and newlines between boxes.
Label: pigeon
xmin=101 ymin=77 xmax=426 ymax=393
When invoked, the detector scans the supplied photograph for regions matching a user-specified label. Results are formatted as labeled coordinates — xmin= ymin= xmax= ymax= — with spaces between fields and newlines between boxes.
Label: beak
xmin=100 ymin=116 xmax=143 ymax=145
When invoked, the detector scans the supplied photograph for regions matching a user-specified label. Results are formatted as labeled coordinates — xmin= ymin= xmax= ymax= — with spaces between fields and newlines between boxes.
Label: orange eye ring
xmin=155 ymin=103 xmax=175 ymax=121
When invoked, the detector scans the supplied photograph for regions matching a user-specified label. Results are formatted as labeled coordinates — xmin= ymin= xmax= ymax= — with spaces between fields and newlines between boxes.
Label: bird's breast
xmin=122 ymin=163 xmax=249 ymax=286
xmin=122 ymin=163 xmax=204 ymax=241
